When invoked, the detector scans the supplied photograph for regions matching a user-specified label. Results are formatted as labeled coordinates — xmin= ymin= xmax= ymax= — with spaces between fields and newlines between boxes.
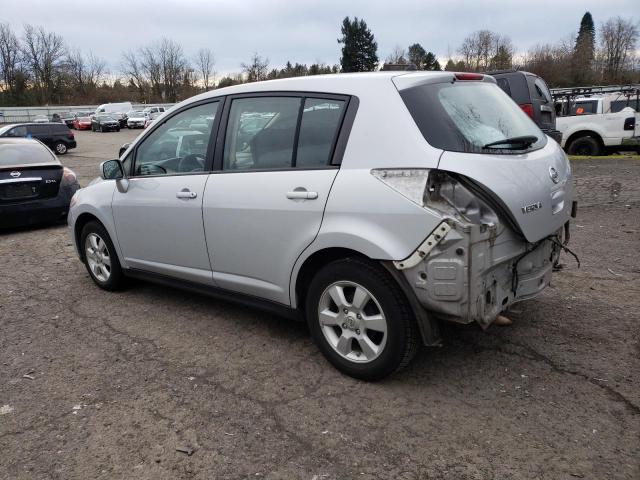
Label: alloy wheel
xmin=85 ymin=233 xmax=112 ymax=283
xmin=318 ymin=281 xmax=388 ymax=363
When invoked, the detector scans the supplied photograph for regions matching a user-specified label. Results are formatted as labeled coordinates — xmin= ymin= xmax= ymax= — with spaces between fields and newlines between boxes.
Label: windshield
xmin=400 ymin=81 xmax=546 ymax=154
xmin=130 ymin=111 xmax=145 ymax=117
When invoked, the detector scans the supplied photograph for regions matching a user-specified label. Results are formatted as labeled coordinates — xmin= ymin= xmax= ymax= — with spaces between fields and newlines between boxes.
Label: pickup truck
xmin=556 ymin=94 xmax=640 ymax=155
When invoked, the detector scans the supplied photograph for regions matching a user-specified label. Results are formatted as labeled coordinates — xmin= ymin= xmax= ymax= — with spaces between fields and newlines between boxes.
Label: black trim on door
xmin=125 ymin=268 xmax=301 ymax=321
xmin=212 ymin=91 xmax=358 ymax=172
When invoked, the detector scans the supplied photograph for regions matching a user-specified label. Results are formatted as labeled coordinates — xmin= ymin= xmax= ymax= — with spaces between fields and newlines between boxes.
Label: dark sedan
xmin=91 ymin=115 xmax=120 ymax=132
xmin=0 ymin=138 xmax=80 ymax=228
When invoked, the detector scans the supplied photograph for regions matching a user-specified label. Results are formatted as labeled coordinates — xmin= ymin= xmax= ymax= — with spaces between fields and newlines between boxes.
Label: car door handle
xmin=176 ymin=190 xmax=197 ymax=199
xmin=286 ymin=190 xmax=318 ymax=200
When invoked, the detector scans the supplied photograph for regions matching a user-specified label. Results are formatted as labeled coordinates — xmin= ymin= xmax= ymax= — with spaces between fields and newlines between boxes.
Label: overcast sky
xmin=3 ymin=0 xmax=638 ymax=75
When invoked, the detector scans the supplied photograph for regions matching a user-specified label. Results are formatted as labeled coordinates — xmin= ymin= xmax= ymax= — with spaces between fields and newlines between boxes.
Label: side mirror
xmin=100 ymin=159 xmax=124 ymax=180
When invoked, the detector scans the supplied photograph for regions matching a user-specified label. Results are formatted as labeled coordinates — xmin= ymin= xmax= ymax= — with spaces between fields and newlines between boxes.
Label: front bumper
xmin=400 ymin=220 xmax=565 ymax=328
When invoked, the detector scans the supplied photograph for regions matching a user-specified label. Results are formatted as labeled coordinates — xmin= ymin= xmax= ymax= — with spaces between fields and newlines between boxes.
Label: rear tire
xmin=567 ymin=135 xmax=602 ymax=156
xmin=305 ymin=257 xmax=419 ymax=381
xmin=80 ymin=221 xmax=124 ymax=291
xmin=53 ymin=141 xmax=67 ymax=155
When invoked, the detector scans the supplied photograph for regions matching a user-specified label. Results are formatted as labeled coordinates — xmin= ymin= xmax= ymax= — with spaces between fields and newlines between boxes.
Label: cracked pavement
xmin=1 ymin=131 xmax=639 ymax=479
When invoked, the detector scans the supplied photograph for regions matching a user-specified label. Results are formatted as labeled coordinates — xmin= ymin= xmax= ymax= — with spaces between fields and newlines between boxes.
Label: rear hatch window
xmin=400 ymin=81 xmax=547 ymax=154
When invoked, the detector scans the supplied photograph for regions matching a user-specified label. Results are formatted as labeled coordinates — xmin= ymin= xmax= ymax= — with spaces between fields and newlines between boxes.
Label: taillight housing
xmin=519 ymin=103 xmax=534 ymax=118
xmin=623 ymin=117 xmax=635 ymax=131
xmin=67 ymin=132 xmax=74 ymax=139
xmin=371 ymin=168 xmax=498 ymax=225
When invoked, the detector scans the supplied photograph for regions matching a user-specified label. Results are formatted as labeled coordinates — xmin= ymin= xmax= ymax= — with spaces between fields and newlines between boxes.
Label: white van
xmin=95 ymin=102 xmax=133 ymax=126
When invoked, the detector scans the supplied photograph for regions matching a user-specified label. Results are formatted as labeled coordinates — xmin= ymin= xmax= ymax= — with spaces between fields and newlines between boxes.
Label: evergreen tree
xmin=407 ymin=44 xmax=441 ymax=70
xmin=338 ymin=17 xmax=378 ymax=72
xmin=572 ymin=12 xmax=595 ymax=85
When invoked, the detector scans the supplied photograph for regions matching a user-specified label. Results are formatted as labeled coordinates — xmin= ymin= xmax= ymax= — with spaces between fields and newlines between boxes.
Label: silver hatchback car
xmin=69 ymin=72 xmax=575 ymax=380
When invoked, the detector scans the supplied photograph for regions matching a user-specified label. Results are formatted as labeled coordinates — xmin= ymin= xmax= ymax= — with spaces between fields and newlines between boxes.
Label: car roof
xmin=186 ymin=71 xmax=460 ymax=104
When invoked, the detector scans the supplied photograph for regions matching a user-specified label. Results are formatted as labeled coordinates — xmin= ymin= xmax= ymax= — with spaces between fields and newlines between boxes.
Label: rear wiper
xmin=483 ymin=135 xmax=539 ymax=149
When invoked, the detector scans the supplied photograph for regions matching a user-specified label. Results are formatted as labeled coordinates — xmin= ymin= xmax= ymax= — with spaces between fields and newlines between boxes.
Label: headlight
xmin=62 ymin=167 xmax=77 ymax=184
xmin=371 ymin=168 xmax=498 ymax=225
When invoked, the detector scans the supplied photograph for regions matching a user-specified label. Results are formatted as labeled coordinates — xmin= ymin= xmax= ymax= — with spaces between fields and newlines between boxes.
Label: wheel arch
xmin=291 ymin=246 xmax=441 ymax=346
xmin=293 ymin=247 xmax=369 ymax=311
xmin=74 ymin=212 xmax=103 ymax=261
xmin=565 ymin=130 xmax=604 ymax=152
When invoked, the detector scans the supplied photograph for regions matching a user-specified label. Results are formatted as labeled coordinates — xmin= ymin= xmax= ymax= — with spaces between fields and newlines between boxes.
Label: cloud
xmin=3 ymin=0 xmax=638 ymax=74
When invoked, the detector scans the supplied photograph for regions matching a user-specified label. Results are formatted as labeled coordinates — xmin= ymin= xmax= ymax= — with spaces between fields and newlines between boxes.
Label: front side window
xmin=223 ymin=97 xmax=301 ymax=170
xmin=7 ymin=126 xmax=27 ymax=137
xmin=401 ymin=81 xmax=546 ymax=154
xmin=133 ymin=101 xmax=219 ymax=176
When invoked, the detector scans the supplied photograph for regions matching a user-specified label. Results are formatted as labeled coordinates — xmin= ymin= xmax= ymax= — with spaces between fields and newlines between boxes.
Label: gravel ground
xmin=1 ymin=131 xmax=638 ymax=479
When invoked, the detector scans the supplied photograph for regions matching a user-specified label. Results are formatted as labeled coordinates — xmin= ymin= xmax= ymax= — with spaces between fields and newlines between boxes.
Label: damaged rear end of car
xmin=385 ymin=72 xmax=576 ymax=329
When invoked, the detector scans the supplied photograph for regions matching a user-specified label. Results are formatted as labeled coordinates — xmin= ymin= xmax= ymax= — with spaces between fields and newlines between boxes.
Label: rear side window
xmin=28 ymin=125 xmax=50 ymax=135
xmin=296 ymin=98 xmax=345 ymax=168
xmin=52 ymin=124 xmax=70 ymax=133
xmin=571 ymin=101 xmax=598 ymax=115
xmin=400 ymin=81 xmax=546 ymax=154
xmin=223 ymin=97 xmax=301 ymax=170
xmin=223 ymin=96 xmax=346 ymax=171
xmin=532 ymin=78 xmax=552 ymax=104
xmin=496 ymin=78 xmax=512 ymax=97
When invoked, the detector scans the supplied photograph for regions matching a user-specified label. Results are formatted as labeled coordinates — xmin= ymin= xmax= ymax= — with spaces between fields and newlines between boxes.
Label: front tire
xmin=80 ymin=221 xmax=124 ymax=291
xmin=305 ymin=257 xmax=419 ymax=380
xmin=567 ymin=135 xmax=602 ymax=156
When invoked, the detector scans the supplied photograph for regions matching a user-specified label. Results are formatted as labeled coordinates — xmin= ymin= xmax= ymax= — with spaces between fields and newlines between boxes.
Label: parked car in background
xmin=126 ymin=111 xmax=147 ymax=129
xmin=56 ymin=112 xmax=76 ymax=128
xmin=0 ymin=122 xmax=76 ymax=155
xmin=143 ymin=106 xmax=166 ymax=116
xmin=144 ymin=116 xmax=156 ymax=129
xmin=73 ymin=116 xmax=93 ymax=130
xmin=92 ymin=115 xmax=121 ymax=132
xmin=69 ymin=72 xmax=575 ymax=380
xmin=488 ymin=70 xmax=562 ymax=144
xmin=95 ymin=102 xmax=132 ymax=128
xmin=554 ymin=93 xmax=640 ymax=155
xmin=33 ymin=115 xmax=49 ymax=123
xmin=0 ymin=138 xmax=80 ymax=228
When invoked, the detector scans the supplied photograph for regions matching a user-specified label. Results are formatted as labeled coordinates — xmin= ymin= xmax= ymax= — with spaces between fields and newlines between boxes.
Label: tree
xmin=599 ymin=17 xmax=639 ymax=83
xmin=408 ymin=43 xmax=441 ymax=70
xmin=385 ymin=45 xmax=408 ymax=65
xmin=458 ymin=30 xmax=513 ymax=71
xmin=572 ymin=12 xmax=596 ymax=85
xmin=241 ymin=52 xmax=269 ymax=82
xmin=22 ymin=24 xmax=66 ymax=104
xmin=195 ymin=47 xmax=215 ymax=91
xmin=521 ymin=40 xmax=573 ymax=87
xmin=338 ymin=17 xmax=378 ymax=72
xmin=491 ymin=45 xmax=513 ymax=70
xmin=0 ymin=23 xmax=24 ymax=104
